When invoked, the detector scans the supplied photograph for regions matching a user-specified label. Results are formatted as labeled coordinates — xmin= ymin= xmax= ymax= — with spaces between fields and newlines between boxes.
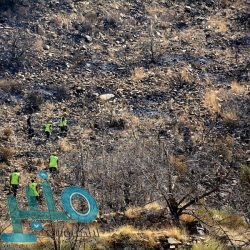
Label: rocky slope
xmin=0 ymin=0 xmax=249 ymax=249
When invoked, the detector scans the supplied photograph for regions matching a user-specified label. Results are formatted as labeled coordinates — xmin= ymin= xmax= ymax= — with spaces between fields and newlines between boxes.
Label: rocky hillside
xmin=0 ymin=0 xmax=249 ymax=249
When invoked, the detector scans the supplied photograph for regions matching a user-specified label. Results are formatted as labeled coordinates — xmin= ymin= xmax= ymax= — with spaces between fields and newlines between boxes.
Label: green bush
xmin=0 ymin=146 xmax=15 ymax=163
xmin=240 ymin=165 xmax=250 ymax=184
xmin=24 ymin=91 xmax=43 ymax=113
xmin=192 ymin=239 xmax=227 ymax=250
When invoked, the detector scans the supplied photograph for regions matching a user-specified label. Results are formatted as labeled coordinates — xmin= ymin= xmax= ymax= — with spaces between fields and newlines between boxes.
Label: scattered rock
xmin=43 ymin=44 xmax=50 ymax=50
xmin=99 ymin=94 xmax=115 ymax=101
xmin=84 ymin=35 xmax=92 ymax=43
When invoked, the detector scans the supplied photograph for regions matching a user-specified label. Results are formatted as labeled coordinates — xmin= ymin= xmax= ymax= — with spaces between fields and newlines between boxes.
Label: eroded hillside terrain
xmin=0 ymin=0 xmax=249 ymax=249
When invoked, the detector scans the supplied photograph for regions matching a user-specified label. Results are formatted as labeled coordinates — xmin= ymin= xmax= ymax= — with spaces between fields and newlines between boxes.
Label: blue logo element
xmin=1 ymin=171 xmax=98 ymax=243
xmin=38 ymin=170 xmax=48 ymax=180
xmin=61 ymin=187 xmax=98 ymax=223
xmin=31 ymin=221 xmax=42 ymax=231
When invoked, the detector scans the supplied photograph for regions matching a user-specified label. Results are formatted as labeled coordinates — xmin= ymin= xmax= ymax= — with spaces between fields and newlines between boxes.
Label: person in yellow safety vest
xmin=10 ymin=169 xmax=20 ymax=197
xmin=44 ymin=121 xmax=53 ymax=139
xmin=29 ymin=179 xmax=39 ymax=201
xmin=49 ymin=152 xmax=59 ymax=177
xmin=59 ymin=116 xmax=68 ymax=136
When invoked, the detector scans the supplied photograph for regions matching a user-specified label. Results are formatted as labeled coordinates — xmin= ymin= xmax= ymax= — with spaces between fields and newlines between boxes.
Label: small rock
xmin=99 ymin=94 xmax=115 ymax=101
xmin=43 ymin=44 xmax=50 ymax=50
xmin=37 ymin=24 xmax=45 ymax=36
xmin=184 ymin=6 xmax=192 ymax=12
xmin=168 ymin=237 xmax=181 ymax=245
xmin=84 ymin=35 xmax=92 ymax=43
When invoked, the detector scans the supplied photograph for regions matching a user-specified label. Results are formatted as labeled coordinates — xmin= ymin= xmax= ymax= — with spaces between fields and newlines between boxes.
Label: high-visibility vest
xmin=10 ymin=172 xmax=20 ymax=185
xmin=49 ymin=155 xmax=58 ymax=168
xmin=59 ymin=118 xmax=67 ymax=127
xmin=44 ymin=123 xmax=52 ymax=133
xmin=29 ymin=182 xmax=39 ymax=196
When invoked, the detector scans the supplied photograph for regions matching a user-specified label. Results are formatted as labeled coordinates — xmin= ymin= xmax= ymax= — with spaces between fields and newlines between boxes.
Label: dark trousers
xmin=11 ymin=184 xmax=18 ymax=197
xmin=49 ymin=167 xmax=57 ymax=177
xmin=60 ymin=126 xmax=68 ymax=136
xmin=45 ymin=131 xmax=50 ymax=139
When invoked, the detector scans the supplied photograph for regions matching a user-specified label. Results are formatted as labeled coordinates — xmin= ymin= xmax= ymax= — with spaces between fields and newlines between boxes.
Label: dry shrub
xmin=180 ymin=214 xmax=196 ymax=223
xmin=144 ymin=202 xmax=163 ymax=211
xmin=143 ymin=230 xmax=159 ymax=246
xmin=116 ymin=225 xmax=139 ymax=237
xmin=0 ymin=78 xmax=21 ymax=92
xmin=121 ymin=112 xmax=140 ymax=128
xmin=1 ymin=128 xmax=13 ymax=139
xmin=165 ymin=227 xmax=187 ymax=241
xmin=240 ymin=165 xmax=250 ymax=184
xmin=203 ymin=89 xmax=220 ymax=113
xmin=58 ymin=138 xmax=73 ymax=152
xmin=180 ymin=65 xmax=193 ymax=82
xmin=80 ymin=129 xmax=94 ymax=139
xmin=131 ymin=67 xmax=147 ymax=81
xmin=0 ymin=78 xmax=11 ymax=87
xmin=230 ymin=81 xmax=246 ymax=94
xmin=35 ymin=158 xmax=44 ymax=168
xmin=104 ymin=225 xmax=158 ymax=249
xmin=211 ymin=209 xmax=247 ymax=229
xmin=24 ymin=91 xmax=43 ymax=113
xmin=0 ymin=146 xmax=15 ymax=163
xmin=169 ymin=154 xmax=187 ymax=174
xmin=50 ymin=14 xmax=74 ymax=29
xmin=125 ymin=206 xmax=143 ymax=219
xmin=34 ymin=38 xmax=44 ymax=52
xmin=207 ymin=16 xmax=228 ymax=33
xmin=146 ymin=5 xmax=166 ymax=15
xmin=220 ymin=109 xmax=238 ymax=121
xmin=214 ymin=135 xmax=234 ymax=161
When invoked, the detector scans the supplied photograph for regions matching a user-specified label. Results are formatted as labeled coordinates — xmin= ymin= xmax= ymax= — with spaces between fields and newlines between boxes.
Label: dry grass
xmin=215 ymin=135 xmax=234 ymax=162
xmin=80 ymin=129 xmax=94 ymax=139
xmin=180 ymin=214 xmax=196 ymax=223
xmin=165 ymin=227 xmax=187 ymax=241
xmin=1 ymin=127 xmax=13 ymax=140
xmin=207 ymin=15 xmax=228 ymax=33
xmin=50 ymin=13 xmax=84 ymax=30
xmin=240 ymin=165 xmax=250 ymax=184
xmin=198 ymin=208 xmax=248 ymax=229
xmin=116 ymin=225 xmax=140 ymax=238
xmin=192 ymin=238 xmax=227 ymax=250
xmin=40 ymin=103 xmax=57 ymax=117
xmin=121 ymin=112 xmax=140 ymax=128
xmin=203 ymin=89 xmax=220 ymax=113
xmin=58 ymin=138 xmax=73 ymax=152
xmin=0 ymin=146 xmax=15 ymax=163
xmin=180 ymin=65 xmax=194 ymax=82
xmin=144 ymin=201 xmax=163 ymax=211
xmin=99 ymin=225 xmax=187 ymax=248
xmin=177 ymin=28 xmax=206 ymax=49
xmin=0 ymin=78 xmax=21 ymax=90
xmin=131 ymin=67 xmax=147 ymax=81
xmin=220 ymin=109 xmax=238 ymax=121
xmin=203 ymin=86 xmax=247 ymax=122
xmin=169 ymin=154 xmax=187 ymax=174
xmin=34 ymin=37 xmax=44 ymax=52
xmin=125 ymin=206 xmax=143 ymax=219
xmin=230 ymin=81 xmax=246 ymax=94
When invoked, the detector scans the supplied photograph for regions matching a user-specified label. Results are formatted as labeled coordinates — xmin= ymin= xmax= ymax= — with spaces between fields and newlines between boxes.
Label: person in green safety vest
xmin=29 ymin=179 xmax=39 ymax=201
xmin=10 ymin=169 xmax=20 ymax=197
xmin=49 ymin=152 xmax=59 ymax=177
xmin=44 ymin=120 xmax=53 ymax=139
xmin=59 ymin=116 xmax=68 ymax=136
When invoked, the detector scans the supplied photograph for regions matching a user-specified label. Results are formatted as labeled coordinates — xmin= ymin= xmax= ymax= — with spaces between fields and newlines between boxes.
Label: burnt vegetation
xmin=0 ymin=0 xmax=249 ymax=249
